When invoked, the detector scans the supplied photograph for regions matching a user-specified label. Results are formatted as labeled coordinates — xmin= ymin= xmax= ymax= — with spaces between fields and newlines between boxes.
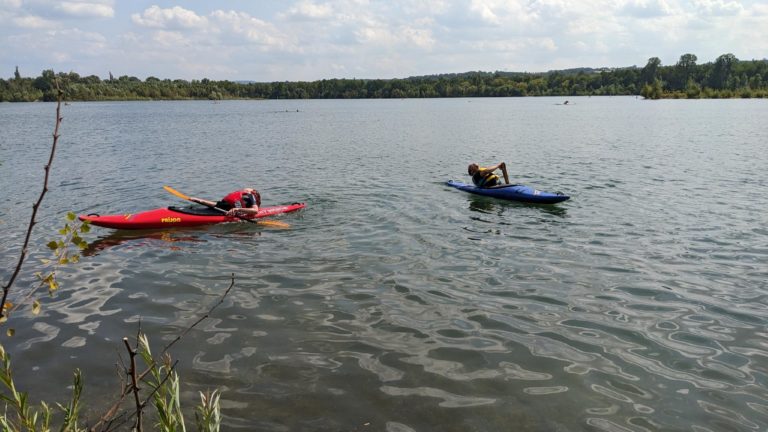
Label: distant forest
xmin=2 ymin=53 xmax=766 ymax=102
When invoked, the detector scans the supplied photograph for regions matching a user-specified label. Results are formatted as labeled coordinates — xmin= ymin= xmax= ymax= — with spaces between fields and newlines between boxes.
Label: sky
xmin=1 ymin=0 xmax=766 ymax=82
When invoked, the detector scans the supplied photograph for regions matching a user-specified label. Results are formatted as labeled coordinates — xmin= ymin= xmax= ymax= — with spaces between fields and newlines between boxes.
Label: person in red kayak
xmin=467 ymin=162 xmax=510 ymax=188
xmin=190 ymin=188 xmax=261 ymax=216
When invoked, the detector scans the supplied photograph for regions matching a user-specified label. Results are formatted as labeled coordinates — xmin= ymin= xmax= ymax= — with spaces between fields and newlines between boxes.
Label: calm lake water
xmin=1 ymin=97 xmax=767 ymax=431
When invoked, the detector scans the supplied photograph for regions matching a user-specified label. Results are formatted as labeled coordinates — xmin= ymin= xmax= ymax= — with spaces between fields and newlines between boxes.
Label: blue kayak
xmin=446 ymin=180 xmax=570 ymax=204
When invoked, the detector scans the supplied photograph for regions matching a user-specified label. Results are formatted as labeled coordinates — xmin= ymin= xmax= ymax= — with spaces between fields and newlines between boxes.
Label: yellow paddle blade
xmin=258 ymin=220 xmax=290 ymax=228
xmin=163 ymin=185 xmax=190 ymax=200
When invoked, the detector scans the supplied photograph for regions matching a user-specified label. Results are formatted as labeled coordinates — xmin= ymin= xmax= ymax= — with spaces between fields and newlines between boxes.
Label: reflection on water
xmin=1 ymin=98 xmax=767 ymax=431
xmin=466 ymin=195 xmax=568 ymax=217
xmin=83 ymin=230 xmax=208 ymax=256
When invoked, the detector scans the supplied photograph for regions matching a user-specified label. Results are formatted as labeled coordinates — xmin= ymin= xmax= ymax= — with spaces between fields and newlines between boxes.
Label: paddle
xmin=163 ymin=186 xmax=290 ymax=228
xmin=499 ymin=162 xmax=510 ymax=185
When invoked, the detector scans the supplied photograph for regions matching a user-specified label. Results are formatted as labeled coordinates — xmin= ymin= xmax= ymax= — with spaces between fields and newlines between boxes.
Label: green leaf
xmin=6 ymin=328 xmax=14 ymax=337
xmin=78 ymin=240 xmax=88 ymax=250
xmin=48 ymin=278 xmax=59 ymax=292
xmin=80 ymin=223 xmax=91 ymax=233
xmin=59 ymin=227 xmax=68 ymax=235
xmin=59 ymin=256 xmax=69 ymax=265
xmin=66 ymin=212 xmax=76 ymax=221
xmin=47 ymin=241 xmax=58 ymax=250
xmin=70 ymin=255 xmax=80 ymax=263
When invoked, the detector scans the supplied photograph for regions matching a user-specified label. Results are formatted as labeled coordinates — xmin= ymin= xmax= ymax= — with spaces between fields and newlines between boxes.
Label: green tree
xmin=640 ymin=57 xmax=661 ymax=85
xmin=641 ymin=79 xmax=663 ymax=99
xmin=685 ymin=78 xmax=701 ymax=98
xmin=670 ymin=53 xmax=697 ymax=91
xmin=709 ymin=53 xmax=737 ymax=89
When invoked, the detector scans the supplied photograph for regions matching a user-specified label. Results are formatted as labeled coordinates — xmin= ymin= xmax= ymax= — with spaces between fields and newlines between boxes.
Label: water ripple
xmin=2 ymin=98 xmax=767 ymax=431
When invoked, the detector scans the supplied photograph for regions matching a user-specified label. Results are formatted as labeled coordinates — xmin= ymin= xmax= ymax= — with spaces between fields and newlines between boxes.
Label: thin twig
xmin=89 ymin=362 xmax=129 ymax=432
xmin=162 ymin=273 xmax=236 ymax=355
xmin=99 ymin=410 xmax=129 ymax=432
xmin=123 ymin=337 xmax=143 ymax=432
xmin=101 ymin=411 xmax=130 ymax=432
xmin=138 ymin=359 xmax=179 ymax=410
xmin=101 ymin=356 xmax=180 ymax=432
xmin=1 ymin=79 xmax=63 ymax=319
xmin=92 ymin=275 xmax=237 ymax=431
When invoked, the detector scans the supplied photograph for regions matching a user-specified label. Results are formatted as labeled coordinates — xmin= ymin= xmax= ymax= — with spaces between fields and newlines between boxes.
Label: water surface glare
xmin=1 ymin=97 xmax=767 ymax=431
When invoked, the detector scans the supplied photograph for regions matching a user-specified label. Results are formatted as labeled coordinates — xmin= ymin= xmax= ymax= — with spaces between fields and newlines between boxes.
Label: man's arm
xmin=482 ymin=162 xmax=510 ymax=184
xmin=189 ymin=196 xmax=217 ymax=207
xmin=226 ymin=207 xmax=259 ymax=216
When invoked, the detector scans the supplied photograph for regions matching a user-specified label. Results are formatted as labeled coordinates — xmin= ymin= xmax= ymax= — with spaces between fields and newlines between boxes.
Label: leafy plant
xmin=195 ymin=390 xmax=221 ymax=432
xmin=1 ymin=75 xmax=223 ymax=432
xmin=36 ymin=212 xmax=90 ymax=295
xmin=1 ymin=213 xmax=91 ymax=337
xmin=0 ymin=344 xmax=84 ymax=432
xmin=1 ymin=334 xmax=223 ymax=432
xmin=138 ymin=334 xmax=186 ymax=432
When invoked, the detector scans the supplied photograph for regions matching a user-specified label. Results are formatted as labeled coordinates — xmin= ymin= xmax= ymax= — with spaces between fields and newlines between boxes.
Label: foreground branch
xmin=1 ymin=80 xmax=63 ymax=320
xmin=90 ymin=274 xmax=237 ymax=431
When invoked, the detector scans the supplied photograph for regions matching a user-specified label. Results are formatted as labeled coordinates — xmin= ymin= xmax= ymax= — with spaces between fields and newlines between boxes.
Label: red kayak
xmin=79 ymin=203 xmax=305 ymax=230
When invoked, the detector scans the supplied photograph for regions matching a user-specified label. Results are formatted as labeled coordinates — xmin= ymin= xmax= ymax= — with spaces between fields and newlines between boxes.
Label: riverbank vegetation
xmin=1 ymin=84 xmax=224 ymax=431
xmin=2 ymin=53 xmax=766 ymax=102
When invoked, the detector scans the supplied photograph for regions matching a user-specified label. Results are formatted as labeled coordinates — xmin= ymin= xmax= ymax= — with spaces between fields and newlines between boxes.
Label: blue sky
xmin=1 ymin=0 xmax=766 ymax=81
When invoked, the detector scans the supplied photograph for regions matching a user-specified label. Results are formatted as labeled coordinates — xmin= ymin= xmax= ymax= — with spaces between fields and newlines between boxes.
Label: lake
xmin=1 ymin=97 xmax=767 ymax=431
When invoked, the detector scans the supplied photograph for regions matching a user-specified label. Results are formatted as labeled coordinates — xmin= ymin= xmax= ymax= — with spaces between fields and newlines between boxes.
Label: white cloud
xmin=2 ymin=0 xmax=765 ymax=82
xmin=356 ymin=26 xmax=396 ymax=45
xmin=210 ymin=10 xmax=292 ymax=48
xmin=23 ymin=0 xmax=115 ymax=19
xmin=1 ymin=0 xmax=113 ymax=27
xmin=468 ymin=0 xmax=534 ymax=26
xmin=470 ymin=0 xmax=501 ymax=24
xmin=283 ymin=0 xmax=334 ymax=20
xmin=620 ymin=0 xmax=675 ymax=18
xmin=566 ymin=13 xmax=624 ymax=36
xmin=57 ymin=1 xmax=114 ymax=18
xmin=131 ymin=6 xmax=208 ymax=30
xmin=0 ymin=0 xmax=22 ymax=9
xmin=538 ymin=38 xmax=557 ymax=52
xmin=129 ymin=6 xmax=293 ymax=50
xmin=407 ymin=1 xmax=451 ymax=15
xmin=401 ymin=26 xmax=435 ymax=49
xmin=470 ymin=37 xmax=557 ymax=54
xmin=151 ymin=30 xmax=189 ymax=48
xmin=8 ymin=27 xmax=108 ymax=61
xmin=752 ymin=2 xmax=768 ymax=15
xmin=51 ymin=27 xmax=107 ymax=45
xmin=692 ymin=0 xmax=743 ymax=16
xmin=355 ymin=24 xmax=435 ymax=50
xmin=13 ymin=14 xmax=56 ymax=28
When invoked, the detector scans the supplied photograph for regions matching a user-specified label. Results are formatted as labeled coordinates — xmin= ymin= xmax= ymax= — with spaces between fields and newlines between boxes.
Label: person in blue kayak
xmin=190 ymin=188 xmax=261 ymax=216
xmin=468 ymin=162 xmax=510 ymax=188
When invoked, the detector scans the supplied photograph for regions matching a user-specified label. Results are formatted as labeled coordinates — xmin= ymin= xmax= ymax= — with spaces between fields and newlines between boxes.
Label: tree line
xmin=1 ymin=53 xmax=766 ymax=102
